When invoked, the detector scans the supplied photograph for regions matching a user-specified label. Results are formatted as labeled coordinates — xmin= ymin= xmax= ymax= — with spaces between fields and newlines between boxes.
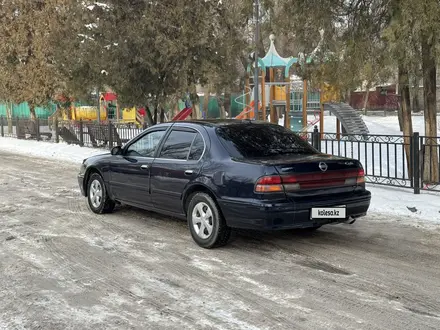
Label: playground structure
xmin=56 ymin=92 xmax=147 ymax=127
xmin=234 ymin=34 xmax=369 ymax=137
xmin=58 ymin=92 xmax=196 ymax=125
xmin=0 ymin=34 xmax=369 ymax=139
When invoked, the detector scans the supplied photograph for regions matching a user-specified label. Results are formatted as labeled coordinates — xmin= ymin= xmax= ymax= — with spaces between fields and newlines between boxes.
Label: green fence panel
xmin=199 ymin=96 xmax=220 ymax=118
xmin=0 ymin=102 xmax=57 ymax=119
xmin=0 ymin=104 xmax=7 ymax=117
xmin=178 ymin=100 xmax=186 ymax=111
xmin=230 ymin=93 xmax=245 ymax=118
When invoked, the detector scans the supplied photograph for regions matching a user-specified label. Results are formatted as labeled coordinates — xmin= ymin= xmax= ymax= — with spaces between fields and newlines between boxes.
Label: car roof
xmin=165 ymin=119 xmax=274 ymax=128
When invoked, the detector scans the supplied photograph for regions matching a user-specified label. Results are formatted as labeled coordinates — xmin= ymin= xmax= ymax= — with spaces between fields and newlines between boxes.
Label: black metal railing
xmin=309 ymin=126 xmax=440 ymax=194
xmin=1 ymin=116 xmax=439 ymax=194
xmin=0 ymin=116 xmax=145 ymax=149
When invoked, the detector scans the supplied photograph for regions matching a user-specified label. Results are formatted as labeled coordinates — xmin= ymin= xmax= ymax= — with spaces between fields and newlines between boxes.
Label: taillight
xmin=356 ymin=169 xmax=365 ymax=184
xmin=255 ymin=168 xmax=365 ymax=193
xmin=255 ymin=175 xmax=284 ymax=193
xmin=255 ymin=175 xmax=300 ymax=193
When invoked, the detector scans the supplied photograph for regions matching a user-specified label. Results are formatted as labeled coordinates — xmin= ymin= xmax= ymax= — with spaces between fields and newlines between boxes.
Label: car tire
xmin=87 ymin=173 xmax=115 ymax=214
xmin=187 ymin=192 xmax=231 ymax=249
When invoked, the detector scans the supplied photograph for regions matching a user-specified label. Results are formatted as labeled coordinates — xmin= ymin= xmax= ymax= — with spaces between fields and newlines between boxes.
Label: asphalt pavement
xmin=1 ymin=151 xmax=439 ymax=330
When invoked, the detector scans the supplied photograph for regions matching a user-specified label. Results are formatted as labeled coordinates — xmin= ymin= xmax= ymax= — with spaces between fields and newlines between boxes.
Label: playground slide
xmin=301 ymin=111 xmax=321 ymax=132
xmin=235 ymin=101 xmax=262 ymax=120
xmin=172 ymin=107 xmax=192 ymax=121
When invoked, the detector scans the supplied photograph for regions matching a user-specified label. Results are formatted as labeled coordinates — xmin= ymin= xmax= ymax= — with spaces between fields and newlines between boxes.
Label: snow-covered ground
xmin=1 ymin=113 xmax=439 ymax=224
xmin=0 ymin=136 xmax=105 ymax=163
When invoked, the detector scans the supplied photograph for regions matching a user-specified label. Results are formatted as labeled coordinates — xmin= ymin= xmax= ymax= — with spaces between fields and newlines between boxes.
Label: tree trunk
xmin=6 ymin=102 xmax=13 ymax=134
xmin=189 ymin=85 xmax=201 ymax=119
xmin=202 ymin=90 xmax=210 ymax=119
xmin=67 ymin=102 xmax=72 ymax=120
xmin=362 ymin=83 xmax=371 ymax=115
xmin=421 ymin=31 xmax=439 ymax=183
xmin=29 ymin=103 xmax=37 ymax=121
xmin=159 ymin=106 xmax=165 ymax=123
xmin=216 ymin=94 xmax=226 ymax=119
xmin=398 ymin=64 xmax=414 ymax=177
xmin=224 ymin=92 xmax=231 ymax=118
xmin=412 ymin=77 xmax=421 ymax=113
xmin=153 ymin=104 xmax=158 ymax=125
xmin=145 ymin=106 xmax=154 ymax=126
xmin=344 ymin=89 xmax=352 ymax=104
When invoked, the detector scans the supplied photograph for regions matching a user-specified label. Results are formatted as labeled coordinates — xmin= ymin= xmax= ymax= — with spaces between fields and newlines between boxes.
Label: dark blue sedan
xmin=78 ymin=120 xmax=371 ymax=248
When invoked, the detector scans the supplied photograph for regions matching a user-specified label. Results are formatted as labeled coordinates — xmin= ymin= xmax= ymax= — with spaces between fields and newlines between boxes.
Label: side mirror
xmin=111 ymin=146 xmax=122 ymax=155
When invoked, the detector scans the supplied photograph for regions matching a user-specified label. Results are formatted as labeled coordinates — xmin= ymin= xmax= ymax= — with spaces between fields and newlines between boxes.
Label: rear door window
xmin=188 ymin=133 xmax=205 ymax=161
xmin=158 ymin=129 xmax=197 ymax=160
xmin=216 ymin=123 xmax=317 ymax=158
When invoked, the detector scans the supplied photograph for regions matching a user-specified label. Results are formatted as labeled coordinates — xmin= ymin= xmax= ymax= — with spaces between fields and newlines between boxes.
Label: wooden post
xmin=261 ymin=70 xmax=266 ymax=121
xmin=302 ymin=80 xmax=308 ymax=130
xmin=270 ymin=68 xmax=276 ymax=123
xmin=54 ymin=117 xmax=59 ymax=143
xmin=245 ymin=76 xmax=250 ymax=119
xmin=116 ymin=100 xmax=120 ymax=121
xmin=284 ymin=81 xmax=291 ymax=129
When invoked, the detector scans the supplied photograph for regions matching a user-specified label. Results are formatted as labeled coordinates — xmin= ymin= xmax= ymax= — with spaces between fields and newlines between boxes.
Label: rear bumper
xmin=218 ymin=191 xmax=371 ymax=230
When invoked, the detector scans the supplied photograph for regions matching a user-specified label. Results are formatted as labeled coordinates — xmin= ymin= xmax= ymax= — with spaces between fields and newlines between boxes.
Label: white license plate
xmin=311 ymin=207 xmax=346 ymax=219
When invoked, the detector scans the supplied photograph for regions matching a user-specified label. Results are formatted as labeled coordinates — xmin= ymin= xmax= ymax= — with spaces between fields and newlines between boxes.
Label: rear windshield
xmin=216 ymin=123 xmax=317 ymax=158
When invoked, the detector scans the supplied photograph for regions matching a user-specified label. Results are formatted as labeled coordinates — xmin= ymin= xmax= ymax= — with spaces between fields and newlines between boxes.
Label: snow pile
xmin=368 ymin=185 xmax=440 ymax=224
xmin=0 ymin=137 xmax=106 ymax=163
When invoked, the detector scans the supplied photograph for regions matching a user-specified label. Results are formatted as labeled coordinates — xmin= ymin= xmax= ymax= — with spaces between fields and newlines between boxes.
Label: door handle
xmin=140 ymin=164 xmax=150 ymax=170
xmin=184 ymin=170 xmax=194 ymax=176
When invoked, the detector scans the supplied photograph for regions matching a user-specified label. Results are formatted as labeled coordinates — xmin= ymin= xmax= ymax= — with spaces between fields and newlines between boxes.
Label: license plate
xmin=311 ymin=207 xmax=346 ymax=219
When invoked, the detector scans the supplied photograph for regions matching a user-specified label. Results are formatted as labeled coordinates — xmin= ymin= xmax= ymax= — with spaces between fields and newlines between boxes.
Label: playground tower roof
xmin=261 ymin=34 xmax=296 ymax=68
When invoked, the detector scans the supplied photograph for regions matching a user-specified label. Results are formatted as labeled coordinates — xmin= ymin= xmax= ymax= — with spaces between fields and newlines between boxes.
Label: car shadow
xmin=111 ymin=204 xmax=371 ymax=254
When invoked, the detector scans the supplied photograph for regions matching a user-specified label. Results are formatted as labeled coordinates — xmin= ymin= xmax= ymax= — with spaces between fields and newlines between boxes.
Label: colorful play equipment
xmin=55 ymin=92 xmax=147 ymax=127
xmin=234 ymin=100 xmax=262 ymax=120
xmin=172 ymin=107 xmax=193 ymax=121
xmin=236 ymin=34 xmax=370 ymax=137
xmin=236 ymin=34 xmax=325 ymax=133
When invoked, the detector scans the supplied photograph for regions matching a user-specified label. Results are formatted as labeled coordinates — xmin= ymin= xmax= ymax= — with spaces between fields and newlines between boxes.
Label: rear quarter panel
xmin=201 ymin=127 xmax=283 ymax=202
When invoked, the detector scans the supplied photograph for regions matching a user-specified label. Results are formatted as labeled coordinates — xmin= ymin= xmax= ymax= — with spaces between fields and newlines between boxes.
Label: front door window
xmin=126 ymin=130 xmax=166 ymax=158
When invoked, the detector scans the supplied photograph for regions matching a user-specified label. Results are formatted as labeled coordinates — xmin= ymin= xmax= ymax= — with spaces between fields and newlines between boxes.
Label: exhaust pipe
xmin=344 ymin=217 xmax=356 ymax=225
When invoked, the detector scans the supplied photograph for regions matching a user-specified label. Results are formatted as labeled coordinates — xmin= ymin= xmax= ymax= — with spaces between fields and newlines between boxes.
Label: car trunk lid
xmin=251 ymin=153 xmax=365 ymax=198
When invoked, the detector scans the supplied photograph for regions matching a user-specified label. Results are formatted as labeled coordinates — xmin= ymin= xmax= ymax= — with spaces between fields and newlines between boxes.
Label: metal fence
xmin=309 ymin=127 xmax=440 ymax=194
xmin=0 ymin=116 xmax=144 ymax=149
xmin=1 ymin=116 xmax=439 ymax=194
